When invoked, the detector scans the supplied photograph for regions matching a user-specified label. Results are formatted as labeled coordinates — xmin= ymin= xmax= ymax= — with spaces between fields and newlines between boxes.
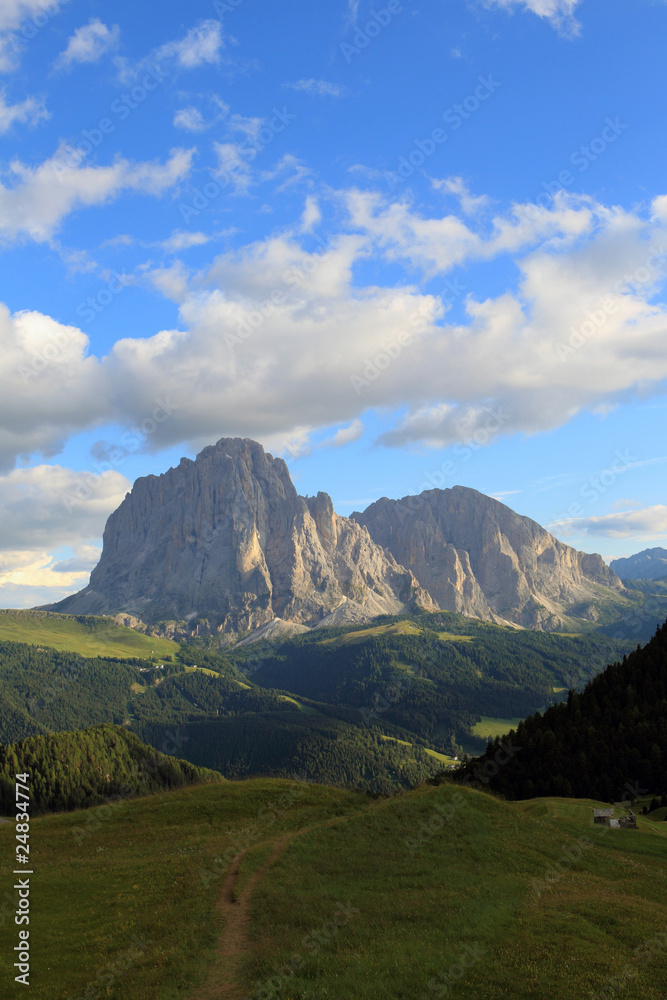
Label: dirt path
xmin=187 ymin=795 xmax=398 ymax=999
xmin=187 ymin=834 xmax=293 ymax=1000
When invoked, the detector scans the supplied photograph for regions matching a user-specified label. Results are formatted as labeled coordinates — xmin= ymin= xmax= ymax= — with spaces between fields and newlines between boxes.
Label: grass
xmin=472 ymin=715 xmax=524 ymax=739
xmin=318 ymin=621 xmax=423 ymax=646
xmin=436 ymin=630 xmax=474 ymax=642
xmin=1 ymin=780 xmax=666 ymax=999
xmin=182 ymin=665 xmax=220 ymax=678
xmin=0 ymin=610 xmax=178 ymax=661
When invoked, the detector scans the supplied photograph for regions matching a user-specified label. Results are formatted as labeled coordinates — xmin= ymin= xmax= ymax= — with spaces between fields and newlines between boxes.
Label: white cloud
xmin=0 ymin=90 xmax=48 ymax=132
xmin=174 ymin=106 xmax=206 ymax=132
xmin=3 ymin=185 xmax=667 ymax=470
xmin=0 ymin=1 xmax=65 ymax=73
xmin=158 ymin=231 xmax=211 ymax=253
xmin=160 ymin=19 xmax=223 ymax=68
xmin=285 ymin=79 xmax=346 ymax=98
xmin=554 ymin=505 xmax=667 ymax=539
xmin=0 ymin=146 xmax=194 ymax=243
xmin=320 ymin=420 xmax=364 ymax=449
xmin=0 ymin=464 xmax=130 ymax=552
xmin=433 ymin=177 xmax=490 ymax=216
xmin=485 ymin=0 xmax=581 ymax=34
xmin=0 ymin=461 xmax=127 ymax=606
xmin=119 ymin=19 xmax=225 ymax=83
xmin=56 ymin=19 xmax=120 ymax=68
xmin=174 ymin=97 xmax=230 ymax=132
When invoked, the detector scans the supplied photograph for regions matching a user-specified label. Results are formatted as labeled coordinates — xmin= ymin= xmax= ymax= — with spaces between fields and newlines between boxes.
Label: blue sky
xmin=1 ymin=0 xmax=666 ymax=607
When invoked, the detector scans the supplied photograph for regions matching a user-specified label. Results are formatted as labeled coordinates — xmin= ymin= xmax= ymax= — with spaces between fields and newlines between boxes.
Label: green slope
xmin=0 ymin=609 xmax=178 ymax=660
xmin=0 ymin=780 xmax=665 ymax=999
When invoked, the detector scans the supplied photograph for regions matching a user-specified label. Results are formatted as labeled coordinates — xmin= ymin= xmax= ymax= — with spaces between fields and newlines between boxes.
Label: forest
xmin=457 ymin=623 xmax=667 ymax=801
xmin=0 ymin=724 xmax=222 ymax=815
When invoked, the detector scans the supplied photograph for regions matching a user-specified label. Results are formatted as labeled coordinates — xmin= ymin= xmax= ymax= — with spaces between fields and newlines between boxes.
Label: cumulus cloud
xmin=285 ymin=79 xmax=346 ymax=97
xmin=555 ymin=505 xmax=667 ymax=539
xmin=0 ymin=146 xmax=194 ymax=243
xmin=56 ymin=19 xmax=120 ymax=68
xmin=0 ymin=306 xmax=109 ymax=469
xmin=3 ymin=185 xmax=667 ymax=469
xmin=485 ymin=0 xmax=581 ymax=34
xmin=0 ymin=90 xmax=48 ymax=132
xmin=0 ymin=464 xmax=130 ymax=552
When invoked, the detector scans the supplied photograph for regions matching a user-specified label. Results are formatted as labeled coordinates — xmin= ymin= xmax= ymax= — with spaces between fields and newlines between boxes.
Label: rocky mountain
xmin=610 ymin=547 xmax=667 ymax=581
xmin=54 ymin=437 xmax=628 ymax=637
xmin=352 ymin=487 xmax=625 ymax=630
xmin=55 ymin=438 xmax=436 ymax=635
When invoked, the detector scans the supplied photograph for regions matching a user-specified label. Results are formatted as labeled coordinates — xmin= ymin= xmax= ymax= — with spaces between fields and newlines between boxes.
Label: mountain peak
xmin=55 ymin=437 xmax=433 ymax=633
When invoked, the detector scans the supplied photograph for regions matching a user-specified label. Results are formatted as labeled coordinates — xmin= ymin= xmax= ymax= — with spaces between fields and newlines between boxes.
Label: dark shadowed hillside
xmin=458 ymin=621 xmax=667 ymax=801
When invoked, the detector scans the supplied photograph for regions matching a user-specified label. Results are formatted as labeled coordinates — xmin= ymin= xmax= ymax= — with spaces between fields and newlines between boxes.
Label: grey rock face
xmin=352 ymin=486 xmax=625 ymax=629
xmin=58 ymin=438 xmax=435 ymax=632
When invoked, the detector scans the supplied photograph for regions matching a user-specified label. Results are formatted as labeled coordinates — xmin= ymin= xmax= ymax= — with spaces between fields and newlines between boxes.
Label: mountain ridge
xmin=53 ymin=436 xmax=626 ymax=637
xmin=352 ymin=486 xmax=624 ymax=630
xmin=610 ymin=546 xmax=667 ymax=581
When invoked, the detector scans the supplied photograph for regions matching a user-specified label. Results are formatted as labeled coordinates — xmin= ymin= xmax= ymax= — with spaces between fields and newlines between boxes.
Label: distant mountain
xmin=53 ymin=436 xmax=627 ymax=637
xmin=610 ymin=547 xmax=667 ymax=581
xmin=459 ymin=621 xmax=667 ymax=801
xmin=54 ymin=438 xmax=435 ymax=634
xmin=353 ymin=487 xmax=625 ymax=630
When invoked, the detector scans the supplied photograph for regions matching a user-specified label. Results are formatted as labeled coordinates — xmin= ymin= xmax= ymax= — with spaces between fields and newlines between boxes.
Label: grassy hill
xmin=0 ymin=609 xmax=178 ymax=660
xmin=0 ymin=779 xmax=665 ymax=999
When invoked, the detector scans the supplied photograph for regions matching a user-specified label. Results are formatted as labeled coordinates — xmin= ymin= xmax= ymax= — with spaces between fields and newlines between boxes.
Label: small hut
xmin=592 ymin=808 xmax=636 ymax=829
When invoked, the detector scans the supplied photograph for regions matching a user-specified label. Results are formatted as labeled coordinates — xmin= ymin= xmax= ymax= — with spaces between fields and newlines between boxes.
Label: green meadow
xmin=0 ymin=779 xmax=665 ymax=999
xmin=0 ymin=611 xmax=178 ymax=661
